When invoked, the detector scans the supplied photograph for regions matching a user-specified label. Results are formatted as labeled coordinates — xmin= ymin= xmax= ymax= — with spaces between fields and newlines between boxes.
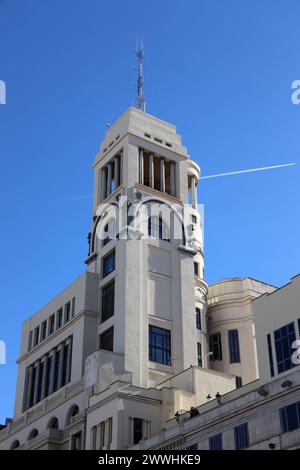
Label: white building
xmin=0 ymin=107 xmax=299 ymax=450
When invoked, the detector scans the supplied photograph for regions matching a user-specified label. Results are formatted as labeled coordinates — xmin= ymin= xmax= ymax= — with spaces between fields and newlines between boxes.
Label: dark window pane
xmin=209 ymin=333 xmax=222 ymax=361
xmin=234 ymin=423 xmax=249 ymax=450
xmin=100 ymin=327 xmax=114 ymax=352
xmin=149 ymin=326 xmax=171 ymax=365
xmin=228 ymin=329 xmax=241 ymax=363
xmin=103 ymin=251 xmax=116 ymax=278
xmin=101 ymin=282 xmax=115 ymax=322
xmin=133 ymin=418 xmax=143 ymax=445
xmin=274 ymin=322 xmax=296 ymax=374
xmin=209 ymin=433 xmax=223 ymax=450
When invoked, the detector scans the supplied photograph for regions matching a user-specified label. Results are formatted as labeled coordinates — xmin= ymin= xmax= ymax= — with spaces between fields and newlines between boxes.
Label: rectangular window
xmin=91 ymin=426 xmax=97 ymax=450
xmin=209 ymin=333 xmax=222 ymax=361
xmin=191 ymin=215 xmax=197 ymax=224
xmin=133 ymin=418 xmax=143 ymax=445
xmin=197 ymin=342 xmax=202 ymax=367
xmin=103 ymin=250 xmax=115 ymax=278
xmin=209 ymin=433 xmax=223 ymax=450
xmin=46 ymin=355 xmax=53 ymax=397
xmin=49 ymin=314 xmax=55 ymax=335
xmin=56 ymin=308 xmax=63 ymax=329
xmin=228 ymin=329 xmax=241 ymax=363
xmin=41 ymin=321 xmax=47 ymax=341
xmin=274 ymin=322 xmax=296 ymax=374
xmin=149 ymin=325 xmax=171 ymax=365
xmin=99 ymin=327 xmax=114 ymax=352
xmin=267 ymin=333 xmax=275 ymax=377
xmin=71 ymin=431 xmax=82 ymax=450
xmin=71 ymin=297 xmax=76 ymax=317
xmin=101 ymin=281 xmax=115 ymax=322
xmin=33 ymin=326 xmax=40 ymax=347
xmin=28 ymin=331 xmax=33 ymax=352
xmin=196 ymin=308 xmax=201 ymax=330
xmin=234 ymin=423 xmax=249 ymax=450
xmin=235 ymin=376 xmax=243 ymax=389
xmin=100 ymin=421 xmax=105 ymax=449
xmin=280 ymin=402 xmax=300 ymax=433
xmin=64 ymin=302 xmax=71 ymax=323
xmin=194 ymin=262 xmax=199 ymax=277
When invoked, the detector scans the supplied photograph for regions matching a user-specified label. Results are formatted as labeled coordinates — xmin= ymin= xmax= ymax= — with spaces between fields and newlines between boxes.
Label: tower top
xmin=134 ymin=38 xmax=146 ymax=112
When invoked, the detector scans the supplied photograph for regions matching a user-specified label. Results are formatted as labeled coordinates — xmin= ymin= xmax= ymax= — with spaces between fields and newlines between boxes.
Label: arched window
xmin=47 ymin=417 xmax=59 ymax=429
xmin=148 ymin=216 xmax=169 ymax=241
xmin=66 ymin=404 xmax=79 ymax=426
xmin=28 ymin=428 xmax=39 ymax=440
xmin=10 ymin=440 xmax=20 ymax=450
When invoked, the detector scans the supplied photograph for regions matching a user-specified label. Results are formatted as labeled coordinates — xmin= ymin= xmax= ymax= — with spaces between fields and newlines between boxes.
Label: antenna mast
xmin=135 ymin=38 xmax=146 ymax=112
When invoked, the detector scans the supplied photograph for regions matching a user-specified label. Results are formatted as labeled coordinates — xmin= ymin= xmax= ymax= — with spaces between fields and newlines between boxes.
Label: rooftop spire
xmin=134 ymin=38 xmax=146 ymax=112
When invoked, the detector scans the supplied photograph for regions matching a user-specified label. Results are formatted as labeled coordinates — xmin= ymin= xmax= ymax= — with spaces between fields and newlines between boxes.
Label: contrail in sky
xmin=57 ymin=163 xmax=295 ymax=201
xmin=200 ymin=163 xmax=295 ymax=180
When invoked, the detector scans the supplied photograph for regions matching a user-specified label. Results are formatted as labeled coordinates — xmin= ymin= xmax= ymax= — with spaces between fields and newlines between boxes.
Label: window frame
xmin=149 ymin=325 xmax=172 ymax=366
xmin=228 ymin=329 xmax=241 ymax=364
xmin=101 ymin=281 xmax=115 ymax=323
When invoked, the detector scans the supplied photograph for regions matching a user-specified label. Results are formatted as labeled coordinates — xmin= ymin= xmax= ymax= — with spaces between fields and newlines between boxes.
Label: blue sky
xmin=0 ymin=0 xmax=299 ymax=422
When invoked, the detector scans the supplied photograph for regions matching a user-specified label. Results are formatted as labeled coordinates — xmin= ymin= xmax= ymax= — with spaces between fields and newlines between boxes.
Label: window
xmin=53 ymin=349 xmax=61 ymax=392
xmin=280 ymin=401 xmax=300 ymax=433
xmin=71 ymin=297 xmax=76 ymax=317
xmin=33 ymin=326 xmax=39 ymax=347
xmin=196 ymin=308 xmax=201 ymax=330
xmin=228 ymin=329 xmax=241 ymax=363
xmin=41 ymin=321 xmax=47 ymax=341
xmin=101 ymin=281 xmax=115 ymax=322
xmin=56 ymin=308 xmax=63 ymax=329
xmin=186 ymin=444 xmax=198 ymax=450
xmin=99 ymin=327 xmax=114 ymax=352
xmin=209 ymin=333 xmax=222 ymax=361
xmin=209 ymin=433 xmax=223 ymax=450
xmin=191 ymin=215 xmax=197 ymax=224
xmin=149 ymin=326 xmax=171 ymax=365
xmin=64 ymin=302 xmax=71 ymax=323
xmin=71 ymin=431 xmax=82 ymax=450
xmin=194 ymin=262 xmax=199 ymax=277
xmin=235 ymin=376 xmax=243 ymax=389
xmin=148 ymin=216 xmax=169 ymax=241
xmin=133 ymin=418 xmax=143 ymax=445
xmin=234 ymin=423 xmax=249 ymax=449
xmin=267 ymin=334 xmax=275 ymax=377
xmin=28 ymin=331 xmax=33 ymax=352
xmin=49 ymin=314 xmax=55 ymax=335
xmin=197 ymin=343 xmax=202 ymax=367
xmin=103 ymin=250 xmax=115 ymax=278
xmin=274 ymin=322 xmax=296 ymax=374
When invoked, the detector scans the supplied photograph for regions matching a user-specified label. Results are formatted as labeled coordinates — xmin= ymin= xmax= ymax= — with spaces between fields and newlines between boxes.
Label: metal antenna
xmin=134 ymin=38 xmax=146 ymax=112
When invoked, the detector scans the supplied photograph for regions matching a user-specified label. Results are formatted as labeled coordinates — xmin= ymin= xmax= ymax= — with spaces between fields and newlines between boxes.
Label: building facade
xmin=0 ymin=108 xmax=298 ymax=450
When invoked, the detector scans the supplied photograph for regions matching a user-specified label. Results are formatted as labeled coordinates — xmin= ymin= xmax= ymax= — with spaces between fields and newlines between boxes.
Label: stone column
xmin=160 ymin=158 xmax=165 ymax=193
xmin=191 ymin=176 xmax=198 ymax=209
xmin=139 ymin=149 xmax=144 ymax=184
xmin=41 ymin=354 xmax=48 ymax=400
xmin=107 ymin=163 xmax=112 ymax=197
xmin=33 ymin=360 xmax=41 ymax=405
xmin=25 ymin=366 xmax=34 ymax=410
xmin=114 ymin=157 xmax=119 ymax=189
xmin=149 ymin=153 xmax=154 ymax=189
xmin=49 ymin=348 xmax=57 ymax=394
xmin=58 ymin=342 xmax=65 ymax=389
xmin=170 ymin=162 xmax=176 ymax=196
xmin=101 ymin=168 xmax=106 ymax=202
